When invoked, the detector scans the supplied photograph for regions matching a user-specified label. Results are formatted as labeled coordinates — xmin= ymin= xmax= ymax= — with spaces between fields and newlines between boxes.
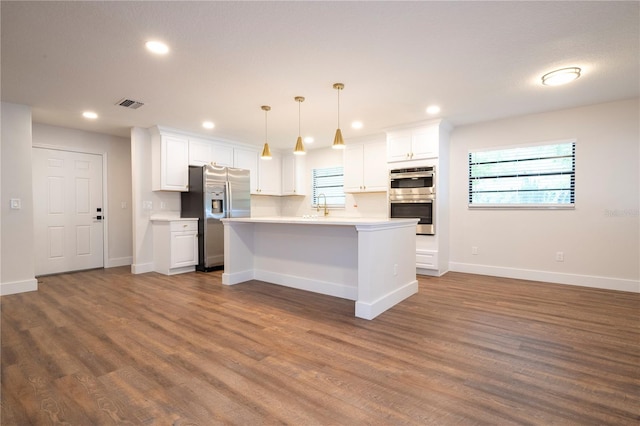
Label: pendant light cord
xmin=337 ymin=88 xmax=340 ymax=128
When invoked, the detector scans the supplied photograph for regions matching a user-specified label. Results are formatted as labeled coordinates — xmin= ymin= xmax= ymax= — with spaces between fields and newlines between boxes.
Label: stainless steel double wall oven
xmin=389 ymin=166 xmax=435 ymax=235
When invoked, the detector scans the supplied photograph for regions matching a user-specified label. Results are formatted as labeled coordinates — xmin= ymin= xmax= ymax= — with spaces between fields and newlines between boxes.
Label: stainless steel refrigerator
xmin=181 ymin=164 xmax=251 ymax=271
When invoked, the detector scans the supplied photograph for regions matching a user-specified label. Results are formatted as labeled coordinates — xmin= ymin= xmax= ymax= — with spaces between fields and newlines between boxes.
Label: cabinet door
xmin=257 ymin=154 xmax=282 ymax=195
xmin=234 ymin=148 xmax=259 ymax=193
xmin=170 ymin=230 xmax=198 ymax=268
xmin=160 ymin=134 xmax=189 ymax=191
xmin=387 ymin=131 xmax=412 ymax=162
xmin=189 ymin=138 xmax=212 ymax=166
xmin=343 ymin=144 xmax=364 ymax=192
xmin=211 ymin=143 xmax=233 ymax=167
xmin=411 ymin=125 xmax=439 ymax=160
xmin=362 ymin=141 xmax=388 ymax=191
xmin=282 ymin=154 xmax=306 ymax=195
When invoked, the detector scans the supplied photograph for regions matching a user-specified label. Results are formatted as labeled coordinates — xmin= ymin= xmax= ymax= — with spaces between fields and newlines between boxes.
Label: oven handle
xmin=389 ymin=171 xmax=434 ymax=180
xmin=389 ymin=199 xmax=434 ymax=204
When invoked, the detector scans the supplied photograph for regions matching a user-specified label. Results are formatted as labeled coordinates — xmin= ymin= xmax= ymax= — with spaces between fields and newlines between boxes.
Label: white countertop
xmin=222 ymin=216 xmax=418 ymax=227
xmin=150 ymin=214 xmax=198 ymax=222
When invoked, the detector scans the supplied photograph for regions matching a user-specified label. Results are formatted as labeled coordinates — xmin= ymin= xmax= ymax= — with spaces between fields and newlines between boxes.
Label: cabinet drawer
xmin=170 ymin=221 xmax=197 ymax=232
xmin=416 ymin=249 xmax=438 ymax=269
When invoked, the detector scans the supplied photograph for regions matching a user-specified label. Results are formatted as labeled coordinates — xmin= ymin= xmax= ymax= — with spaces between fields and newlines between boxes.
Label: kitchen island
xmin=221 ymin=216 xmax=419 ymax=320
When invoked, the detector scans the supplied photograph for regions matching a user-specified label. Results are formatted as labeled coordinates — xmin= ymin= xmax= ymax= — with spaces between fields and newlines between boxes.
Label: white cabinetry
xmin=189 ymin=138 xmax=233 ymax=167
xmin=234 ymin=147 xmax=281 ymax=195
xmin=152 ymin=219 xmax=198 ymax=275
xmin=387 ymin=124 xmax=439 ymax=162
xmin=282 ymin=154 xmax=306 ymax=195
xmin=151 ymin=128 xmax=189 ymax=191
xmin=344 ymin=140 xmax=387 ymax=193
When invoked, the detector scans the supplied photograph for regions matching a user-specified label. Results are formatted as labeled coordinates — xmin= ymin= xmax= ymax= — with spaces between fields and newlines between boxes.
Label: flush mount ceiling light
xmin=145 ymin=40 xmax=169 ymax=55
xmin=260 ymin=105 xmax=272 ymax=160
xmin=82 ymin=111 xmax=98 ymax=119
xmin=304 ymin=136 xmax=314 ymax=144
xmin=426 ymin=105 xmax=441 ymax=115
xmin=541 ymin=67 xmax=581 ymax=86
xmin=351 ymin=121 xmax=363 ymax=129
xmin=332 ymin=83 xmax=345 ymax=150
xmin=202 ymin=121 xmax=215 ymax=129
xmin=293 ymin=96 xmax=306 ymax=155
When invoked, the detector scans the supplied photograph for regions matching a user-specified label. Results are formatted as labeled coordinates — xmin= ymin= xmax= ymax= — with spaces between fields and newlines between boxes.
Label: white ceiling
xmin=2 ymin=1 xmax=638 ymax=151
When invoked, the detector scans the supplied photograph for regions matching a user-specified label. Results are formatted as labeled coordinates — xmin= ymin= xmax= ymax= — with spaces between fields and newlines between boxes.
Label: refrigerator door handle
xmin=226 ymin=180 xmax=232 ymax=218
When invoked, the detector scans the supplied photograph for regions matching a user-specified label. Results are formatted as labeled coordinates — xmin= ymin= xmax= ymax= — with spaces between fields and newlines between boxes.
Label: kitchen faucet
xmin=317 ymin=193 xmax=329 ymax=216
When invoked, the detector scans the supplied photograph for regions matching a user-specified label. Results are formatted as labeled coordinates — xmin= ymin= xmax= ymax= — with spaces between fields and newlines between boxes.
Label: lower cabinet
xmin=152 ymin=219 xmax=198 ymax=275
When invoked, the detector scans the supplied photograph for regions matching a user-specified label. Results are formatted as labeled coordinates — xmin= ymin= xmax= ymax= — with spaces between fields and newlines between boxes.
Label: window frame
xmin=468 ymin=140 xmax=576 ymax=209
xmin=311 ymin=165 xmax=345 ymax=209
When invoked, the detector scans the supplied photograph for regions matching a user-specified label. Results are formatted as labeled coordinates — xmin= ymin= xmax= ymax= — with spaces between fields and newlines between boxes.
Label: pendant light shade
xmin=293 ymin=96 xmax=306 ymax=155
xmin=260 ymin=105 xmax=272 ymax=160
xmin=332 ymin=83 xmax=345 ymax=150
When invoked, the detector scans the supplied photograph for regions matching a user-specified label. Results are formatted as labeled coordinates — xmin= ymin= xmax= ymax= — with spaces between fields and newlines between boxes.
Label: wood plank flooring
xmin=2 ymin=267 xmax=639 ymax=425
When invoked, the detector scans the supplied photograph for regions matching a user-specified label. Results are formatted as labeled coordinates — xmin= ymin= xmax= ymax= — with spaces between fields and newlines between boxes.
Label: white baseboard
xmin=222 ymin=269 xmax=254 ymax=285
xmin=449 ymin=262 xmax=640 ymax=293
xmin=1 ymin=277 xmax=38 ymax=296
xmin=106 ymin=256 xmax=132 ymax=268
xmin=252 ymin=270 xmax=358 ymax=300
xmin=355 ymin=279 xmax=418 ymax=320
xmin=131 ymin=262 xmax=154 ymax=274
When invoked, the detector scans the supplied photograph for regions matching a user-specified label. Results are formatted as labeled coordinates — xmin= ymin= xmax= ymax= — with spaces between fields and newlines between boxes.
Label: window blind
xmin=312 ymin=166 xmax=345 ymax=207
xmin=469 ymin=141 xmax=575 ymax=207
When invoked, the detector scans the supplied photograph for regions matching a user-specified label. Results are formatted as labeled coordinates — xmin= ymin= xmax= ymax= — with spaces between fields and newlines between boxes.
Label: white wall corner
xmin=131 ymin=262 xmax=154 ymax=275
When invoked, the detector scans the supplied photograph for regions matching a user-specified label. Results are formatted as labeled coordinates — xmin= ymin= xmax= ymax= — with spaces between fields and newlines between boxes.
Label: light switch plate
xmin=10 ymin=198 xmax=21 ymax=210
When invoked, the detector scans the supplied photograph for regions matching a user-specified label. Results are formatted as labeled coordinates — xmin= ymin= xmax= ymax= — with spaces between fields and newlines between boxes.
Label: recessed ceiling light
xmin=145 ymin=40 xmax=169 ymax=55
xmin=351 ymin=121 xmax=363 ymax=129
xmin=426 ymin=105 xmax=441 ymax=115
xmin=82 ymin=111 xmax=98 ymax=119
xmin=541 ymin=67 xmax=581 ymax=86
xmin=202 ymin=121 xmax=215 ymax=129
xmin=304 ymin=136 xmax=314 ymax=144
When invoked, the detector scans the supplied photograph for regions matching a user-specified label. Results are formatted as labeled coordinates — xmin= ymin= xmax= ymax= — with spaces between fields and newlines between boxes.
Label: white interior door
xmin=33 ymin=148 xmax=104 ymax=276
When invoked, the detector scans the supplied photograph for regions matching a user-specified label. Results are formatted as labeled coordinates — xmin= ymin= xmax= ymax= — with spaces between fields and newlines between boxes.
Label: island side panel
xmin=252 ymin=223 xmax=359 ymax=300
xmin=355 ymin=222 xmax=418 ymax=320
xmin=222 ymin=221 xmax=255 ymax=285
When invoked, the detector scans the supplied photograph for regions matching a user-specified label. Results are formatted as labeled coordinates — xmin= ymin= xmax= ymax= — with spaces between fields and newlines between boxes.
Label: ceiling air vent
xmin=116 ymin=98 xmax=144 ymax=109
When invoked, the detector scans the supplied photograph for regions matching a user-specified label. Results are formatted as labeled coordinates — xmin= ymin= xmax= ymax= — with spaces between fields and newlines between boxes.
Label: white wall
xmin=449 ymin=98 xmax=639 ymax=292
xmin=1 ymin=102 xmax=37 ymax=295
xmin=281 ymin=146 xmax=387 ymax=218
xmin=32 ymin=123 xmax=133 ymax=267
xmin=130 ymin=127 xmax=182 ymax=273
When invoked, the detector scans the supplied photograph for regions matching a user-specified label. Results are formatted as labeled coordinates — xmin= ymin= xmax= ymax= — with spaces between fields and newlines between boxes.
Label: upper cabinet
xmin=387 ymin=122 xmax=440 ymax=162
xmin=188 ymin=137 xmax=233 ymax=167
xmin=282 ymin=154 xmax=306 ymax=196
xmin=151 ymin=128 xmax=189 ymax=191
xmin=234 ymin=147 xmax=281 ymax=195
xmin=344 ymin=139 xmax=387 ymax=193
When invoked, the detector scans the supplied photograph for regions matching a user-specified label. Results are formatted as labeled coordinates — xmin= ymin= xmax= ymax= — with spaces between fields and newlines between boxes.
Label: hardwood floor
xmin=2 ymin=267 xmax=639 ymax=425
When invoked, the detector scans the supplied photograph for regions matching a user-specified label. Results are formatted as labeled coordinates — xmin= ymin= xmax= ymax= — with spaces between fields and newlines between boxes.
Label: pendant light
xmin=260 ymin=105 xmax=272 ymax=160
xmin=332 ymin=83 xmax=345 ymax=149
xmin=293 ymin=96 xmax=306 ymax=155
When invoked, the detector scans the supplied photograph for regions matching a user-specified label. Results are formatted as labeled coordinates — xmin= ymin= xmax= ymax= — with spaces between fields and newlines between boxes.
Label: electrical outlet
xmin=160 ymin=201 xmax=167 ymax=210
xmin=555 ymin=251 xmax=564 ymax=262
xmin=471 ymin=246 xmax=479 ymax=255
xmin=142 ymin=201 xmax=153 ymax=210
xmin=121 ymin=201 xmax=127 ymax=209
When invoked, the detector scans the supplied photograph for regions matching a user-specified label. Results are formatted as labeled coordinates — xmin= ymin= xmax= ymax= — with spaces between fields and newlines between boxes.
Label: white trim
xmin=449 ymin=262 xmax=640 ymax=293
xmin=355 ymin=279 xmax=418 ymax=320
xmin=1 ymin=278 xmax=38 ymax=296
xmin=131 ymin=262 xmax=154 ymax=274
xmin=251 ymin=269 xmax=358 ymax=300
xmin=222 ymin=269 xmax=254 ymax=285
xmin=106 ymin=256 xmax=132 ymax=268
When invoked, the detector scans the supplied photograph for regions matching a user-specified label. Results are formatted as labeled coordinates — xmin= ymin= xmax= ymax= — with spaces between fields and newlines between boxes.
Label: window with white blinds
xmin=469 ymin=141 xmax=576 ymax=208
xmin=312 ymin=166 xmax=345 ymax=207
